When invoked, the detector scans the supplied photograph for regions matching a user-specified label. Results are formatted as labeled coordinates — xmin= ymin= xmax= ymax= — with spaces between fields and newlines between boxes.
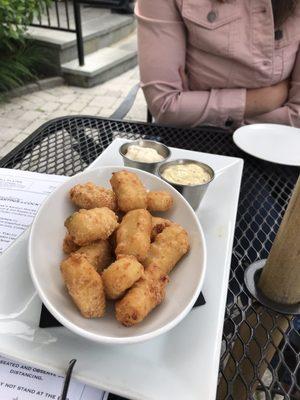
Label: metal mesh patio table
xmin=0 ymin=115 xmax=299 ymax=400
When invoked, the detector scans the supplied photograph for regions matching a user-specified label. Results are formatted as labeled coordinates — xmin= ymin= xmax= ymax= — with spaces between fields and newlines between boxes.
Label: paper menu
xmin=0 ymin=168 xmax=67 ymax=254
xmin=0 ymin=355 xmax=107 ymax=400
xmin=0 ymin=168 xmax=108 ymax=400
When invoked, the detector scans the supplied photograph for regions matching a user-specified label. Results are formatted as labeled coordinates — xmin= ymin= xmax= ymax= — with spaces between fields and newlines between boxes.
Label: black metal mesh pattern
xmin=1 ymin=116 xmax=299 ymax=400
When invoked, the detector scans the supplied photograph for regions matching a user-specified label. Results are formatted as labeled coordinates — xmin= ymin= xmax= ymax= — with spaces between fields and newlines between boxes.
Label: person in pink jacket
xmin=136 ymin=0 xmax=300 ymax=128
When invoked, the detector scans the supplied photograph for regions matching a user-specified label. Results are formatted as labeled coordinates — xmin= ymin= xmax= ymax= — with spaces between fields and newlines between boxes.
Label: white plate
xmin=233 ymin=124 xmax=300 ymax=166
xmin=0 ymin=139 xmax=243 ymax=400
xmin=28 ymin=166 xmax=206 ymax=345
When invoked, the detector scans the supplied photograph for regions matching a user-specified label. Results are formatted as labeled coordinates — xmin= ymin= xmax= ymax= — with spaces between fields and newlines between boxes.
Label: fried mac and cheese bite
xmin=116 ymin=209 xmax=152 ymax=261
xmin=69 ymin=182 xmax=117 ymax=211
xmin=65 ymin=207 xmax=118 ymax=246
xmin=115 ymin=267 xmax=168 ymax=326
xmin=102 ymin=255 xmax=144 ymax=300
xmin=144 ymin=223 xmax=189 ymax=280
xmin=63 ymin=233 xmax=80 ymax=254
xmin=110 ymin=170 xmax=147 ymax=212
xmin=147 ymin=191 xmax=173 ymax=212
xmin=74 ymin=240 xmax=112 ymax=273
xmin=60 ymin=253 xmax=105 ymax=318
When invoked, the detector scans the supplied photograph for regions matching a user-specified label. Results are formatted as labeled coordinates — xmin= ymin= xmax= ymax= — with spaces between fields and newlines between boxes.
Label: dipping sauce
xmin=125 ymin=145 xmax=164 ymax=163
xmin=162 ymin=163 xmax=211 ymax=185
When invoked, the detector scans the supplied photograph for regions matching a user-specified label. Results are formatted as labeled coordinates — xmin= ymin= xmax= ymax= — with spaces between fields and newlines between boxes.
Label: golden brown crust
xmin=115 ymin=209 xmax=152 ymax=262
xmin=64 ymin=207 xmax=118 ymax=246
xmin=143 ymin=223 xmax=190 ymax=280
xmin=115 ymin=268 xmax=168 ymax=326
xmin=147 ymin=191 xmax=173 ymax=212
xmin=63 ymin=234 xmax=80 ymax=254
xmin=102 ymin=255 xmax=144 ymax=299
xmin=110 ymin=171 xmax=147 ymax=212
xmin=60 ymin=253 xmax=105 ymax=318
xmin=69 ymin=182 xmax=117 ymax=210
xmin=151 ymin=217 xmax=172 ymax=241
xmin=75 ymin=240 xmax=113 ymax=273
xmin=60 ymin=173 xmax=190 ymax=326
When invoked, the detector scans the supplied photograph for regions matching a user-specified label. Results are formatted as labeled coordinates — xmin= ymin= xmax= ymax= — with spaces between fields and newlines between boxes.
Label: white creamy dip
xmin=162 ymin=163 xmax=211 ymax=185
xmin=125 ymin=145 xmax=164 ymax=163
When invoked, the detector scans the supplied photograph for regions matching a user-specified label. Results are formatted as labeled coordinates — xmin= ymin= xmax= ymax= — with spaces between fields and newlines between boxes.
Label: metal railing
xmin=32 ymin=0 xmax=74 ymax=32
xmin=30 ymin=0 xmax=134 ymax=66
xmin=31 ymin=0 xmax=85 ymax=66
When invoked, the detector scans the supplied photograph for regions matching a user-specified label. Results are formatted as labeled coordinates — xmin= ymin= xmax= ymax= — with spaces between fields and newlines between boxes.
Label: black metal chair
xmin=110 ymin=83 xmax=153 ymax=123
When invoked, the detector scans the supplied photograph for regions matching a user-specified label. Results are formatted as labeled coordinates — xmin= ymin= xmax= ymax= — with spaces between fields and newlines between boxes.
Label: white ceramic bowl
xmin=28 ymin=166 xmax=206 ymax=344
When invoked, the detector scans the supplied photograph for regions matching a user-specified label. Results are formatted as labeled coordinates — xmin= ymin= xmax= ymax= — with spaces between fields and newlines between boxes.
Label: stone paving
xmin=0 ymin=66 xmax=146 ymax=159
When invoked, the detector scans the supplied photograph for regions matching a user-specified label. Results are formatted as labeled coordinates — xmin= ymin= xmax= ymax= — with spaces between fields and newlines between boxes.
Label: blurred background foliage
xmin=0 ymin=0 xmax=52 ymax=98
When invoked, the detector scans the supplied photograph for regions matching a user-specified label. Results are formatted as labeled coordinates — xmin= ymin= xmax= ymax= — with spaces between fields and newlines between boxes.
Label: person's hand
xmin=245 ymin=79 xmax=290 ymax=118
xmin=178 ymin=67 xmax=289 ymax=117
xmin=179 ymin=66 xmax=189 ymax=91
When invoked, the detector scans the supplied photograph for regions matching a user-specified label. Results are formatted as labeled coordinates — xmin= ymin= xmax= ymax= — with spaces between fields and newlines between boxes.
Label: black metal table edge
xmin=1 ymin=116 xmax=299 ymax=400
xmin=0 ymin=115 xmax=230 ymax=168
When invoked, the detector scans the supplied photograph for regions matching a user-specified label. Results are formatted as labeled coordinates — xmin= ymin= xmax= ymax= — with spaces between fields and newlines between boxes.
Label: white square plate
xmin=0 ymin=139 xmax=243 ymax=400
